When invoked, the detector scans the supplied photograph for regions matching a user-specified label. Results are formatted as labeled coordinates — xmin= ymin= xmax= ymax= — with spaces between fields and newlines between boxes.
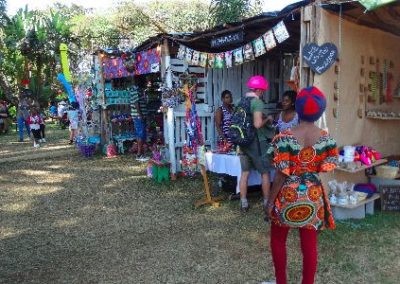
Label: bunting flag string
xmin=176 ymin=21 xmax=289 ymax=69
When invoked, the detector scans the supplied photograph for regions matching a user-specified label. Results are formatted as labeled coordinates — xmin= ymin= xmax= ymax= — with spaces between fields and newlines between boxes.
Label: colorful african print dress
xmin=267 ymin=130 xmax=338 ymax=230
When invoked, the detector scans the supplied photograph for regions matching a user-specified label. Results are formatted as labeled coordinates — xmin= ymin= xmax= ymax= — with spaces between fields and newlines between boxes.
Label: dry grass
xmin=1 ymin=125 xmax=400 ymax=284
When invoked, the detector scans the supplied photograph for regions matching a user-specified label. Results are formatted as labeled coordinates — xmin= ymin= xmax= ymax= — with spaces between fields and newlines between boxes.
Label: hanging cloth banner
xmin=192 ymin=51 xmax=200 ymax=65
xmin=243 ymin=43 xmax=255 ymax=62
xmin=177 ymin=45 xmax=186 ymax=60
xmin=174 ymin=21 xmax=289 ymax=69
xmin=199 ymin=53 xmax=208 ymax=67
xmin=273 ymin=21 xmax=290 ymax=43
xmin=134 ymin=48 xmax=161 ymax=75
xmin=225 ymin=51 xmax=233 ymax=68
xmin=185 ymin=47 xmax=193 ymax=64
xmin=233 ymin=47 xmax=244 ymax=65
xmin=59 ymin=43 xmax=72 ymax=82
xmin=358 ymin=0 xmax=396 ymax=11
xmin=102 ymin=57 xmax=135 ymax=79
xmin=215 ymin=53 xmax=225 ymax=68
xmin=253 ymin=37 xmax=266 ymax=57
xmin=208 ymin=53 xmax=215 ymax=68
xmin=263 ymin=30 xmax=277 ymax=51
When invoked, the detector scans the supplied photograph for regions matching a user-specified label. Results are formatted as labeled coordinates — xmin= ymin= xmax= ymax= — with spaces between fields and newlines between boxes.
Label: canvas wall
xmin=314 ymin=9 xmax=400 ymax=157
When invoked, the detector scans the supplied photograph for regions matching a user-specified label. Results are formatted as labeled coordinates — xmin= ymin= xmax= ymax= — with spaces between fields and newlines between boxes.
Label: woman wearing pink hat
xmin=264 ymin=86 xmax=338 ymax=284
xmin=238 ymin=75 xmax=275 ymax=212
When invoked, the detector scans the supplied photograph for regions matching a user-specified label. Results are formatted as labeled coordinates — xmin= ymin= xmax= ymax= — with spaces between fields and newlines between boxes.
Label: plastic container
xmin=376 ymin=165 xmax=399 ymax=179
xmin=343 ymin=145 xmax=355 ymax=157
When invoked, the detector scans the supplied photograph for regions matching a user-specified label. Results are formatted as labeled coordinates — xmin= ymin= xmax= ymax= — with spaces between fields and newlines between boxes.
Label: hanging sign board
xmin=380 ymin=185 xmax=400 ymax=211
xmin=302 ymin=42 xmax=338 ymax=75
xmin=211 ymin=31 xmax=244 ymax=48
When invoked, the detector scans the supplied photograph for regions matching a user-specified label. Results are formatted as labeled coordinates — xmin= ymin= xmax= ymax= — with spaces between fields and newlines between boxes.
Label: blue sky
xmin=8 ymin=0 xmax=300 ymax=15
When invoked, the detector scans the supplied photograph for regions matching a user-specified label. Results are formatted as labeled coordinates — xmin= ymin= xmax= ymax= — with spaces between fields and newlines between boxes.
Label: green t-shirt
xmin=250 ymin=98 xmax=274 ymax=141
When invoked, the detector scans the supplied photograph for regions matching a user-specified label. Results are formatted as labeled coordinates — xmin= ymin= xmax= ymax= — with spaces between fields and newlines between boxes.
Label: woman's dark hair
xmin=282 ymin=90 xmax=297 ymax=104
xmin=221 ymin=90 xmax=232 ymax=99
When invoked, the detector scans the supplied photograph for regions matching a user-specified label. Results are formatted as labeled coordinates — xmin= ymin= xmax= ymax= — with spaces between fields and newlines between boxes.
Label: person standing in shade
xmin=130 ymin=86 xmax=148 ymax=161
xmin=276 ymin=90 xmax=298 ymax=133
xmin=67 ymin=102 xmax=79 ymax=144
xmin=49 ymin=101 xmax=58 ymax=121
xmin=17 ymin=90 xmax=32 ymax=142
xmin=239 ymin=75 xmax=274 ymax=212
xmin=215 ymin=90 xmax=234 ymax=144
xmin=0 ymin=100 xmax=10 ymax=134
xmin=264 ymin=86 xmax=338 ymax=284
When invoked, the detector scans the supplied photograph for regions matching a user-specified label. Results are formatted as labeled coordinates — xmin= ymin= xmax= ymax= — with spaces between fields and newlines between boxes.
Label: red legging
xmin=270 ymin=223 xmax=318 ymax=284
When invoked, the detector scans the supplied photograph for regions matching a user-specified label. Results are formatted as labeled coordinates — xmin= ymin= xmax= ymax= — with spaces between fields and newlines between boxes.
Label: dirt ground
xmin=1 ymin=125 xmax=400 ymax=284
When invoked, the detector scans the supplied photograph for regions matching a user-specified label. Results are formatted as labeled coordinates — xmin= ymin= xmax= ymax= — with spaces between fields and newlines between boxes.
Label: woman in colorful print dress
xmin=265 ymin=86 xmax=338 ymax=284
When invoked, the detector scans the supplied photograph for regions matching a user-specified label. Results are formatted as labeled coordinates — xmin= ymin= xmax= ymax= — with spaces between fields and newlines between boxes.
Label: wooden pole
xmin=97 ymin=54 xmax=108 ymax=145
xmin=162 ymin=39 xmax=177 ymax=176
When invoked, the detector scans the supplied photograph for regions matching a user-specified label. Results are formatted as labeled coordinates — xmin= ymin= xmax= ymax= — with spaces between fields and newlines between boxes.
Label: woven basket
xmin=376 ymin=165 xmax=399 ymax=179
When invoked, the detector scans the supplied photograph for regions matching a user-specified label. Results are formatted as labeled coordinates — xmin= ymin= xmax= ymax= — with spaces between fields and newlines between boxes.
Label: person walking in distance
xmin=27 ymin=107 xmax=43 ymax=148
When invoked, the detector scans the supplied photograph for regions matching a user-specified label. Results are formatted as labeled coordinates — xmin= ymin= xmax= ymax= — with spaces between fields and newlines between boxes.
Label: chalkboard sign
xmin=302 ymin=43 xmax=338 ymax=75
xmin=380 ymin=185 xmax=400 ymax=211
xmin=211 ymin=31 xmax=244 ymax=48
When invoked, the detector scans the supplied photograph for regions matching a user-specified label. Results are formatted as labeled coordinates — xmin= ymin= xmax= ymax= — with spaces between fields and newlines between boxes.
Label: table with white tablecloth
xmin=205 ymin=152 xmax=264 ymax=194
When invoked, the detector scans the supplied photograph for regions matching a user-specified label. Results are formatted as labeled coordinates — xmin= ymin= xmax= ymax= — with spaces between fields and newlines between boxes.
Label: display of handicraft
xmin=181 ymin=144 xmax=198 ymax=177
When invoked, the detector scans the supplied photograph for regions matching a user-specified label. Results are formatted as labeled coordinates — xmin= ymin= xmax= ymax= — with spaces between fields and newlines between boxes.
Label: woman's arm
xmin=214 ymin=107 xmax=224 ymax=138
xmin=265 ymin=170 xmax=287 ymax=218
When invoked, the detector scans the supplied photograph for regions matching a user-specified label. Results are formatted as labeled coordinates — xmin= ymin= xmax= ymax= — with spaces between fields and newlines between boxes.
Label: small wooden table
xmin=331 ymin=194 xmax=380 ymax=220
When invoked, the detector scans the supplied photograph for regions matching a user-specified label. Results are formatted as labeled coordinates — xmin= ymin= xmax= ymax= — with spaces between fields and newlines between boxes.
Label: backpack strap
xmin=245 ymin=96 xmax=262 ymax=154
xmin=255 ymin=131 xmax=262 ymax=155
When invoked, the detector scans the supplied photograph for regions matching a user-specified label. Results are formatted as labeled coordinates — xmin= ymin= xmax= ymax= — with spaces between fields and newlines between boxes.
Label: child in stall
xmin=27 ymin=107 xmax=43 ymax=148
xmin=67 ymin=101 xmax=79 ymax=145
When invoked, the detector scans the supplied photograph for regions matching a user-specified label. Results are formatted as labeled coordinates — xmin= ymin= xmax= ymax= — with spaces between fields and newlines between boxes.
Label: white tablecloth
xmin=205 ymin=152 xmax=262 ymax=194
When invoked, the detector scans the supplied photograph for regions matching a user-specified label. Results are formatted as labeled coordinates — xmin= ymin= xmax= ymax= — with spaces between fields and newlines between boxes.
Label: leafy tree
xmin=1 ymin=6 xmax=78 ymax=103
xmin=113 ymin=0 xmax=210 ymax=45
xmin=209 ymin=0 xmax=263 ymax=26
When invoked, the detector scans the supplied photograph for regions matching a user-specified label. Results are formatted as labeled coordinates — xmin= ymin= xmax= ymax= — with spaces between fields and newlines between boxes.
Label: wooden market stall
xmin=92 ymin=48 xmax=164 ymax=154
xmin=132 ymin=0 xmax=310 ymax=175
xmin=297 ymin=0 xmax=400 ymax=217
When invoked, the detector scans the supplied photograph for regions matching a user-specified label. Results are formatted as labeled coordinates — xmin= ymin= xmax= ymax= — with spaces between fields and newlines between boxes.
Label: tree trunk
xmin=35 ymin=56 xmax=43 ymax=104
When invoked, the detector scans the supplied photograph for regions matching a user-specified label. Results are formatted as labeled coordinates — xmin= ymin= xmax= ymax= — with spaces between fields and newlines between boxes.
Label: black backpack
xmin=228 ymin=97 xmax=256 ymax=146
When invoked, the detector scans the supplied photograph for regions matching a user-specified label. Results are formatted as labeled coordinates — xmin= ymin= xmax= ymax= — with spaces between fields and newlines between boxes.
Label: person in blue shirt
xmin=49 ymin=101 xmax=57 ymax=121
